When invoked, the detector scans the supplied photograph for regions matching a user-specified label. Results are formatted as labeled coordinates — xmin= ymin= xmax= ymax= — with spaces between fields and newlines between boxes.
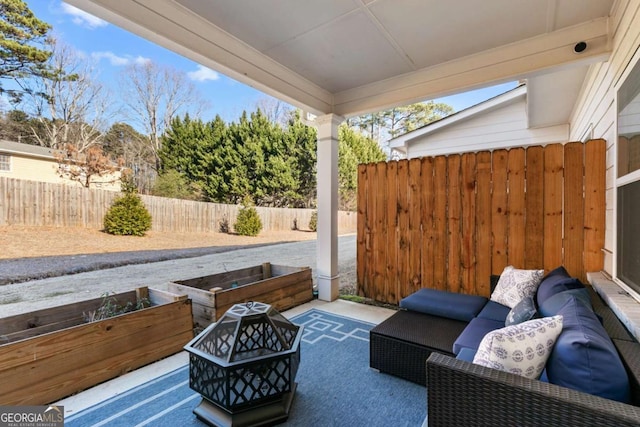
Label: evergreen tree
xmin=338 ymin=124 xmax=386 ymax=210
xmin=0 ymin=0 xmax=51 ymax=101
xmin=286 ymin=112 xmax=317 ymax=207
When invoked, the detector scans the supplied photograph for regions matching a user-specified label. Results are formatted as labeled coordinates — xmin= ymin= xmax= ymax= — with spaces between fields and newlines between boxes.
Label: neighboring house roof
xmin=389 ymin=84 xmax=527 ymax=154
xmin=0 ymin=140 xmax=57 ymax=161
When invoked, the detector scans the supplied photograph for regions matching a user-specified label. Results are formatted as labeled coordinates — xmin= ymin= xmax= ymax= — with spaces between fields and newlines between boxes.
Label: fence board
xmin=356 ymin=165 xmax=368 ymax=298
xmin=420 ymin=157 xmax=435 ymax=292
xmin=508 ymin=148 xmax=526 ymax=267
xmin=492 ymin=150 xmax=509 ymax=274
xmin=461 ymin=153 xmax=476 ymax=295
xmin=385 ymin=162 xmax=398 ymax=304
xmin=584 ymin=139 xmax=606 ymax=273
xmin=367 ymin=163 xmax=379 ymax=300
xmin=475 ymin=152 xmax=492 ymax=296
xmin=433 ymin=156 xmax=448 ymax=290
xmin=373 ymin=162 xmax=388 ymax=300
xmin=544 ymin=144 xmax=564 ymax=272
xmin=408 ymin=159 xmax=423 ymax=295
xmin=397 ymin=160 xmax=411 ymax=299
xmin=564 ymin=142 xmax=585 ymax=280
xmin=447 ymin=155 xmax=462 ymax=293
xmin=525 ymin=146 xmax=544 ymax=269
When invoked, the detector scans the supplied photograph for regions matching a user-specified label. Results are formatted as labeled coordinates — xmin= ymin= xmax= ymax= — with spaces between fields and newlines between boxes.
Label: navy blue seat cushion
xmin=452 ymin=317 xmax=505 ymax=355
xmin=399 ymin=288 xmax=488 ymax=322
xmin=476 ymin=300 xmax=511 ymax=322
xmin=536 ymin=269 xmax=585 ymax=307
xmin=456 ymin=347 xmax=477 ymax=362
xmin=545 ymin=295 xmax=630 ymax=403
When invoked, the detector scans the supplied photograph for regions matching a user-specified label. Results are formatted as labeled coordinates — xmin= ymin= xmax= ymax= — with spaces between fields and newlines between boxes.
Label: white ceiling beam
xmin=333 ymin=17 xmax=610 ymax=117
xmin=68 ymin=0 xmax=335 ymax=115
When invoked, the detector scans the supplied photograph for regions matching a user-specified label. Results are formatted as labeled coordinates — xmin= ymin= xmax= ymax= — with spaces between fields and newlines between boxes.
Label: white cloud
xmin=133 ymin=56 xmax=151 ymax=66
xmin=187 ymin=65 xmax=220 ymax=82
xmin=61 ymin=3 xmax=108 ymax=29
xmin=91 ymin=52 xmax=151 ymax=67
xmin=92 ymin=51 xmax=129 ymax=66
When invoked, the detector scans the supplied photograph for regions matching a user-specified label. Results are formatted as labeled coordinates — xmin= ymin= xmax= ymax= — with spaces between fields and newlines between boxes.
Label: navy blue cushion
xmin=476 ymin=300 xmax=511 ymax=322
xmin=456 ymin=347 xmax=477 ymax=362
xmin=452 ymin=317 xmax=505 ymax=355
xmin=538 ymin=288 xmax=593 ymax=317
xmin=537 ymin=274 xmax=584 ymax=307
xmin=505 ymin=296 xmax=538 ymax=326
xmin=542 ymin=265 xmax=570 ymax=280
xmin=400 ymin=288 xmax=488 ymax=322
xmin=546 ymin=296 xmax=630 ymax=403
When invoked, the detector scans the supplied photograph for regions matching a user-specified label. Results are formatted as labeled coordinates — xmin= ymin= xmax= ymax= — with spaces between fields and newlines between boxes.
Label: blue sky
xmin=23 ymin=1 xmax=517 ymax=123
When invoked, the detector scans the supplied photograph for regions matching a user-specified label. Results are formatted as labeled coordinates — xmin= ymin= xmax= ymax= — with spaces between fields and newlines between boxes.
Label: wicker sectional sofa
xmin=369 ymin=271 xmax=640 ymax=426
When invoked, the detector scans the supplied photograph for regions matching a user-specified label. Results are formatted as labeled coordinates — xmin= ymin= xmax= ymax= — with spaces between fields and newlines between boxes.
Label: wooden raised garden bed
xmin=0 ymin=287 xmax=193 ymax=405
xmin=169 ymin=263 xmax=313 ymax=328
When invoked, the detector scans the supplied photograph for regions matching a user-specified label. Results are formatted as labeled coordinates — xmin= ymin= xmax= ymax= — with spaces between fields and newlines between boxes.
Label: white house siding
xmin=569 ymin=0 xmax=640 ymax=275
xmin=406 ymin=98 xmax=569 ymax=159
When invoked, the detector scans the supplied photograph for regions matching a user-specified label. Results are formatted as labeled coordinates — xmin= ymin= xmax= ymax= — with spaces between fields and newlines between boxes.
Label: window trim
xmin=614 ymin=46 xmax=640 ymax=298
xmin=0 ymin=153 xmax=11 ymax=172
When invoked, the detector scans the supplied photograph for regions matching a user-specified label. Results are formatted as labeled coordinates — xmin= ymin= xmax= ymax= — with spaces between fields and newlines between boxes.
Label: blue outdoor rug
xmin=65 ymin=309 xmax=426 ymax=427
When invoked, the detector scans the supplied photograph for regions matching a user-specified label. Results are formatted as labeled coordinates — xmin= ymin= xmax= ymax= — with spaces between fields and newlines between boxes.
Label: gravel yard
xmin=0 ymin=226 xmax=357 ymax=317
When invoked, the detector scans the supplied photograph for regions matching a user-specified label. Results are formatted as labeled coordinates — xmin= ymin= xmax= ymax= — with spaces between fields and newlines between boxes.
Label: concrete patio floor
xmin=55 ymin=298 xmax=397 ymax=418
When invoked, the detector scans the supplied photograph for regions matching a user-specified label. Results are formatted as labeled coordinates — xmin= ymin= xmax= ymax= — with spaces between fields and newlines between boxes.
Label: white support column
xmin=315 ymin=113 xmax=344 ymax=301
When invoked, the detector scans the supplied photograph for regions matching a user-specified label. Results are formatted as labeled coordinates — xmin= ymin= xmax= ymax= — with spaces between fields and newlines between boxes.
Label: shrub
xmin=309 ymin=210 xmax=318 ymax=232
xmin=234 ymin=198 xmax=262 ymax=236
xmin=219 ymin=215 xmax=230 ymax=233
xmin=103 ymin=193 xmax=152 ymax=236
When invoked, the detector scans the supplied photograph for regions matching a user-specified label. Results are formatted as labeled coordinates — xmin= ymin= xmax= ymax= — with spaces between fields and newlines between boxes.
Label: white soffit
xmin=68 ymin=0 xmax=614 ymax=117
xmin=526 ymin=66 xmax=590 ymax=128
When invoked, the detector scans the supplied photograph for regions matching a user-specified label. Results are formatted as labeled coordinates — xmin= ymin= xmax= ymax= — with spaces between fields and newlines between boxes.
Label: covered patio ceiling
xmin=69 ymin=0 xmax=614 ymax=124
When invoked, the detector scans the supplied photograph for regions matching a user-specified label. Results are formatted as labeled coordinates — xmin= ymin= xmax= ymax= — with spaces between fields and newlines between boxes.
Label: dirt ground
xmin=0 ymin=226 xmax=319 ymax=259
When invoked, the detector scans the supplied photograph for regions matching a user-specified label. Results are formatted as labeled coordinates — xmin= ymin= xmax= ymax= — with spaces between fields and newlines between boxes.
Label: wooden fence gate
xmin=356 ymin=140 xmax=606 ymax=305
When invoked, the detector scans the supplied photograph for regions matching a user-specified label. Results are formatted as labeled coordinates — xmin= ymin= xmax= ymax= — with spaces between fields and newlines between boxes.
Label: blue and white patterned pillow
xmin=491 ymin=266 xmax=544 ymax=309
xmin=472 ymin=315 xmax=563 ymax=379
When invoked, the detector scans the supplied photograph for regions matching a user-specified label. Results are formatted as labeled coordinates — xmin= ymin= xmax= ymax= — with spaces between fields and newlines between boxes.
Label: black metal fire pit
xmin=184 ymin=301 xmax=302 ymax=427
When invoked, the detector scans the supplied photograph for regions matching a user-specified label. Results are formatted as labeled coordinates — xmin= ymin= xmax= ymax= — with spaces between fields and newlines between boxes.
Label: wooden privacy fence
xmin=357 ymin=140 xmax=606 ymax=305
xmin=0 ymin=176 xmax=357 ymax=233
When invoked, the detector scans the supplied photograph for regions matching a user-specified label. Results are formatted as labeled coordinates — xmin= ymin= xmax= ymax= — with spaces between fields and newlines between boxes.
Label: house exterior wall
xmin=569 ymin=0 xmax=640 ymax=275
xmin=405 ymin=98 xmax=569 ymax=159
xmin=1 ymin=153 xmax=65 ymax=184
xmin=0 ymin=151 xmax=121 ymax=191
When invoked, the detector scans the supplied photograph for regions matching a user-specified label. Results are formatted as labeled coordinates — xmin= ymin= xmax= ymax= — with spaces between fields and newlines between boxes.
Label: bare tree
xmin=254 ymin=97 xmax=294 ymax=126
xmin=55 ymin=143 xmax=121 ymax=188
xmin=120 ymin=61 xmax=209 ymax=171
xmin=20 ymin=37 xmax=113 ymax=152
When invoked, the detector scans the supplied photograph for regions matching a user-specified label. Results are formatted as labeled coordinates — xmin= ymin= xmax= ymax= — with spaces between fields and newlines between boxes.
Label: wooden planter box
xmin=169 ymin=263 xmax=313 ymax=328
xmin=0 ymin=287 xmax=193 ymax=405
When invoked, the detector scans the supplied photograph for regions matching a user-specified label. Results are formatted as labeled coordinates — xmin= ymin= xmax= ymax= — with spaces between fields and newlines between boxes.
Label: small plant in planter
xmin=83 ymin=292 xmax=150 ymax=322
xmin=234 ymin=196 xmax=262 ymax=236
